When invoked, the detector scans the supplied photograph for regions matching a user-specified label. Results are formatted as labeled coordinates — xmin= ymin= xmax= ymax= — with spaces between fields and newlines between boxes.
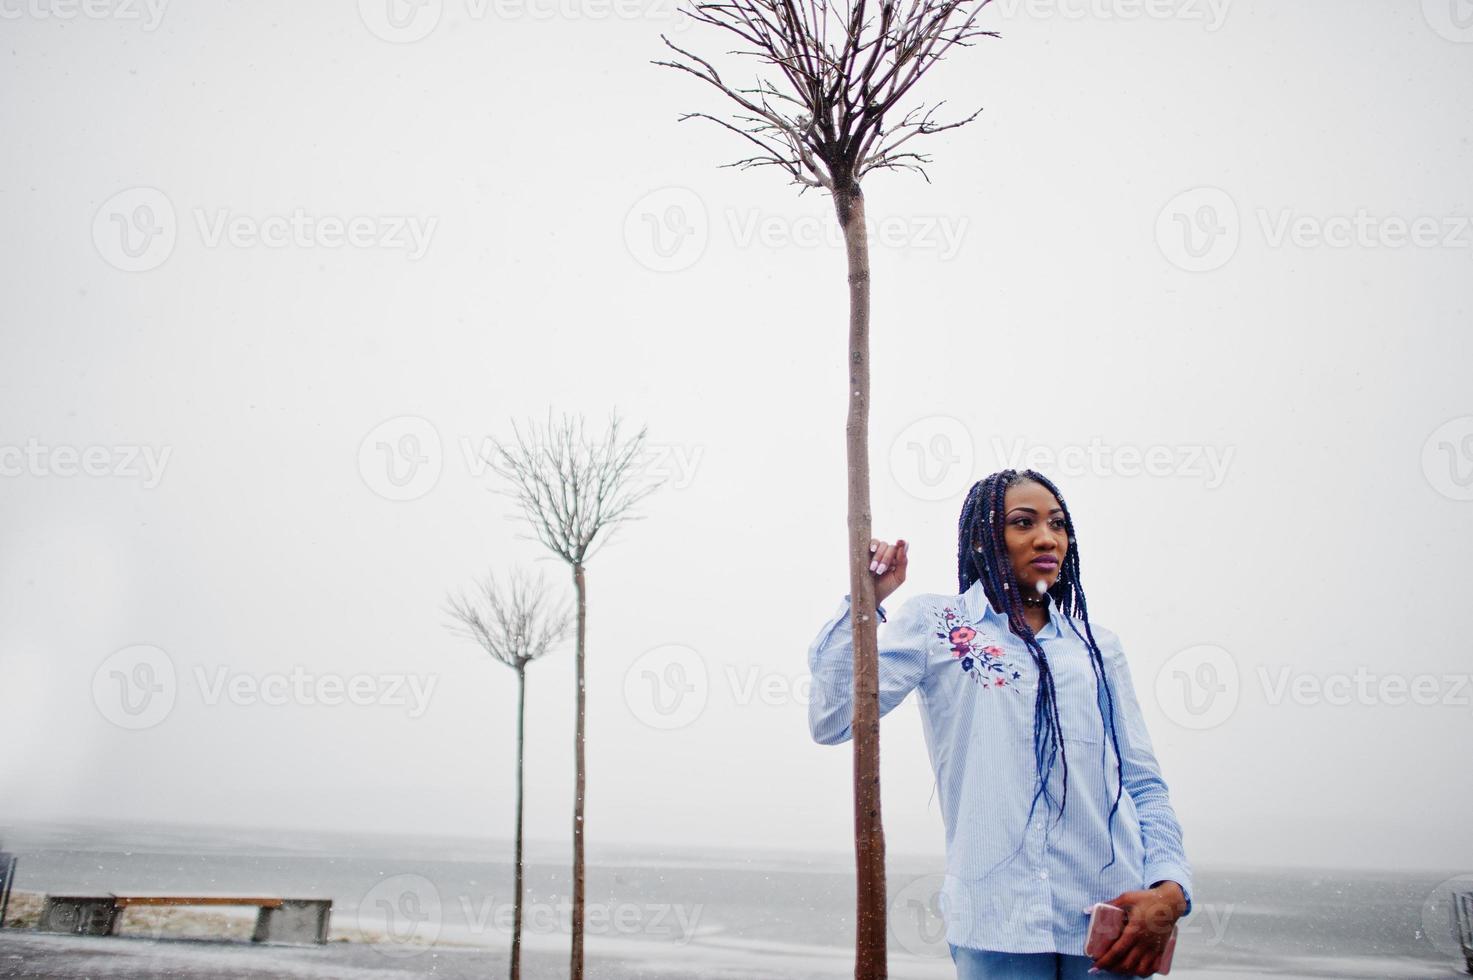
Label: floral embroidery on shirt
xmin=937 ymin=606 xmax=1023 ymax=690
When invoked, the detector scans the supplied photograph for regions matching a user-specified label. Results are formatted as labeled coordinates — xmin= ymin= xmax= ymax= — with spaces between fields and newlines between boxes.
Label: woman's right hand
xmin=869 ymin=538 xmax=908 ymax=606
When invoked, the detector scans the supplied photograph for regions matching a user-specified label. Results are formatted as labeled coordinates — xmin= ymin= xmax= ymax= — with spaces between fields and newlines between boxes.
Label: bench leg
xmin=253 ymin=900 xmax=331 ymax=945
xmin=39 ymin=897 xmax=119 ymax=937
xmin=251 ymin=906 xmax=272 ymax=944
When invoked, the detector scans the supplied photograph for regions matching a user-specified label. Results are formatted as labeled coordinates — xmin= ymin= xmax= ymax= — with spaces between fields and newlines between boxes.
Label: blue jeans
xmin=949 ymin=944 xmax=1136 ymax=979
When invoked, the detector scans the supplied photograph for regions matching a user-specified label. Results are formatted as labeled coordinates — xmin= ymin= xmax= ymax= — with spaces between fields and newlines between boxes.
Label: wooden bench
xmin=38 ymin=893 xmax=332 ymax=945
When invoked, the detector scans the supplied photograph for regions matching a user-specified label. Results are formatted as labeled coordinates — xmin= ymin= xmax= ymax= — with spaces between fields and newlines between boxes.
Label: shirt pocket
xmin=1060 ymin=649 xmax=1114 ymax=746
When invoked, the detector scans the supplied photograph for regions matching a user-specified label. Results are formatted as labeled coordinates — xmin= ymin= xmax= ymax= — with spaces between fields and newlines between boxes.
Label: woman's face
xmin=1001 ymin=479 xmax=1069 ymax=596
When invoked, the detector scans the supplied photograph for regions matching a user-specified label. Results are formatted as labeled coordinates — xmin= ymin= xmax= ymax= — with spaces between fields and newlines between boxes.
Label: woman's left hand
xmin=1089 ymin=882 xmax=1187 ymax=977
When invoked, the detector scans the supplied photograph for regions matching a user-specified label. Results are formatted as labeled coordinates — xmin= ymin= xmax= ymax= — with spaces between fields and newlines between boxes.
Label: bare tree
xmin=444 ymin=564 xmax=572 ymax=980
xmin=484 ymin=409 xmax=663 ymax=980
xmin=655 ymin=4 xmax=995 ymax=975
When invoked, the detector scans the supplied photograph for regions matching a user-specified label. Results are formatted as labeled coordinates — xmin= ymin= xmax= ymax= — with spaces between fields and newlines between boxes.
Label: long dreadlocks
xmin=957 ymin=469 xmax=1127 ymax=874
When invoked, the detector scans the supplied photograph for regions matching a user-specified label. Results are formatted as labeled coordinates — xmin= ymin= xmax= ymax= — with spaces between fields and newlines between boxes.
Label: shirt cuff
xmin=842 ymin=593 xmax=887 ymax=624
xmin=1147 ymin=874 xmax=1193 ymax=918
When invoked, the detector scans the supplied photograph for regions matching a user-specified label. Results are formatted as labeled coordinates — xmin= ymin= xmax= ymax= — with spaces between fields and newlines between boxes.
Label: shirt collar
xmin=963 ymin=577 xmax=1064 ymax=640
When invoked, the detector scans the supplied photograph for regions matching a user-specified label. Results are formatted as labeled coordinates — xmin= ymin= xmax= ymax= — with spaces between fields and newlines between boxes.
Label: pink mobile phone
xmin=1084 ymin=902 xmax=1125 ymax=958
xmin=1084 ymin=902 xmax=1178 ymax=975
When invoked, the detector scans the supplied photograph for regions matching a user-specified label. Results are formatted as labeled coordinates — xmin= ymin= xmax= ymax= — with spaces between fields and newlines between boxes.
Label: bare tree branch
xmin=656 ymin=0 xmax=996 ymax=189
xmin=443 ymin=564 xmax=572 ymax=671
xmin=484 ymin=409 xmax=665 ymax=567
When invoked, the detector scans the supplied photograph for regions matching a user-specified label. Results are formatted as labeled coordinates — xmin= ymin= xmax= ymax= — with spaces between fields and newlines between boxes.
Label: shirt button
xmin=1038 ymin=869 xmax=1049 ymax=880
xmin=1033 ymin=822 xmax=1043 ymax=831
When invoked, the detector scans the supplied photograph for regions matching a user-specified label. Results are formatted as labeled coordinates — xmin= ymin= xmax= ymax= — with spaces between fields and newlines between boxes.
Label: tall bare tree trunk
xmin=511 ymin=665 xmax=526 ymax=980
xmin=835 ymin=182 xmax=886 ymax=979
xmin=570 ymin=562 xmax=587 ymax=980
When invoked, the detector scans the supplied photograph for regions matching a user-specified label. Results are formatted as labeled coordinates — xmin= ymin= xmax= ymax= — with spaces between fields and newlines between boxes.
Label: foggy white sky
xmin=2 ymin=0 xmax=1471 ymax=874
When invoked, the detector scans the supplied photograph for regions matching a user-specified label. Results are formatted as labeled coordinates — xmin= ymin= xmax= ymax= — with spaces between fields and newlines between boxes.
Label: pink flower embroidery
xmin=934 ymin=607 xmax=1021 ymax=691
xmin=949 ymin=625 xmax=977 ymax=656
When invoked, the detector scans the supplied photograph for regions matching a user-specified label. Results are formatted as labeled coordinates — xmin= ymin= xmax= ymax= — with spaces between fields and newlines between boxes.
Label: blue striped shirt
xmin=807 ymin=577 xmax=1194 ymax=955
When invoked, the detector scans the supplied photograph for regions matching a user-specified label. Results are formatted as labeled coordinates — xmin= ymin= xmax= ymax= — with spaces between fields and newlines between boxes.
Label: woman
xmin=807 ymin=469 xmax=1192 ymax=979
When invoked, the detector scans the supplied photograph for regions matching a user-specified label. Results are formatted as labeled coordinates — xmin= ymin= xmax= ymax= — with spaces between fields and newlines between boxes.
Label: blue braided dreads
xmin=956 ymin=469 xmax=1126 ymax=876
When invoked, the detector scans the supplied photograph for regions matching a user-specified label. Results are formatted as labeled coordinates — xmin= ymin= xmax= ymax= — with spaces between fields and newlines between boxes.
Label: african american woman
xmin=807 ymin=468 xmax=1193 ymax=979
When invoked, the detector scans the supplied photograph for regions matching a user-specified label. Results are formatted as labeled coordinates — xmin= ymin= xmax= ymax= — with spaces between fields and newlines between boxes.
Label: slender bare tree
xmin=655 ymin=4 xmax=995 ymax=975
xmin=444 ymin=564 xmax=571 ymax=980
xmin=484 ymin=409 xmax=663 ymax=980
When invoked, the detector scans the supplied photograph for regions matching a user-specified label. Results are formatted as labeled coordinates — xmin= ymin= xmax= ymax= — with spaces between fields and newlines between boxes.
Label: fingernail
xmin=1087 ymin=970 xmax=1099 ymax=975
xmin=870 ymin=543 xmax=877 ymax=553
xmin=876 ymin=563 xmax=887 ymax=575
xmin=869 ymin=560 xmax=878 ymax=572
